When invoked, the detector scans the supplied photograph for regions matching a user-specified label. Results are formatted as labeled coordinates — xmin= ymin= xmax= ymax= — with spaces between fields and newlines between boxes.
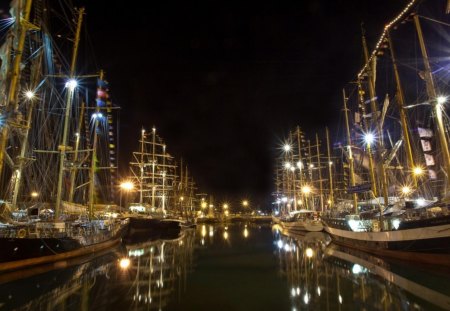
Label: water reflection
xmin=118 ymin=229 xmax=195 ymax=310
xmin=0 ymin=229 xmax=196 ymax=310
xmin=273 ymin=224 xmax=450 ymax=311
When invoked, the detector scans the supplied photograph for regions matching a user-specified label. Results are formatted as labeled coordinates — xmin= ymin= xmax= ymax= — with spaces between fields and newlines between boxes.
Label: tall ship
xmin=320 ymin=0 xmax=450 ymax=265
xmin=123 ymin=128 xmax=200 ymax=237
xmin=0 ymin=0 xmax=127 ymax=271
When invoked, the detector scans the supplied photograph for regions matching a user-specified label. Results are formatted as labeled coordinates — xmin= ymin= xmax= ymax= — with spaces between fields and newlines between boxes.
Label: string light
xmin=357 ymin=0 xmax=418 ymax=78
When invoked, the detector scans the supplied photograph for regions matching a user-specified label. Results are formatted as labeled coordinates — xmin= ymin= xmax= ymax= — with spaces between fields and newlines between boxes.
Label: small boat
xmin=280 ymin=210 xmax=324 ymax=232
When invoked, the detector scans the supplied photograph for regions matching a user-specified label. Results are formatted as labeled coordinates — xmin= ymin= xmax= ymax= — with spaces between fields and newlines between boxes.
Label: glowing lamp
xmin=65 ymin=79 xmax=78 ymax=91
xmin=437 ymin=96 xmax=447 ymax=105
xmin=364 ymin=132 xmax=375 ymax=145
xmin=413 ymin=166 xmax=424 ymax=176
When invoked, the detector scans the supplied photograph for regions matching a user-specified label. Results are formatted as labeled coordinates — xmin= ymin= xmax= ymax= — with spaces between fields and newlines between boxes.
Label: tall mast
xmin=55 ymin=7 xmax=85 ymax=218
xmin=162 ymin=144 xmax=166 ymax=214
xmin=68 ymin=100 xmax=86 ymax=202
xmin=315 ymin=133 xmax=324 ymax=211
xmin=88 ymin=93 xmax=101 ymax=218
xmin=296 ymin=127 xmax=305 ymax=207
xmin=151 ymin=127 xmax=156 ymax=209
xmin=357 ymin=80 xmax=378 ymax=198
xmin=326 ymin=127 xmax=334 ymax=208
xmin=289 ymin=130 xmax=297 ymax=210
xmin=343 ymin=89 xmax=358 ymax=213
xmin=413 ymin=15 xmax=450 ymax=195
xmin=0 ymin=0 xmax=34 ymax=186
xmin=387 ymin=32 xmax=417 ymax=187
xmin=139 ymin=128 xmax=145 ymax=206
xmin=362 ymin=31 xmax=389 ymax=206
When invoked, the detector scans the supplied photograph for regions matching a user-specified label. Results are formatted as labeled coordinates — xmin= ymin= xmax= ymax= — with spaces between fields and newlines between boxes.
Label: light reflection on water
xmin=0 ymin=222 xmax=449 ymax=310
xmin=272 ymin=224 xmax=450 ymax=311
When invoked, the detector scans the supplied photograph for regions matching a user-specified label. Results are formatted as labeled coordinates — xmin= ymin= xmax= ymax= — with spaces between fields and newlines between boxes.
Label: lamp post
xmin=120 ymin=181 xmax=134 ymax=213
xmin=242 ymin=200 xmax=249 ymax=215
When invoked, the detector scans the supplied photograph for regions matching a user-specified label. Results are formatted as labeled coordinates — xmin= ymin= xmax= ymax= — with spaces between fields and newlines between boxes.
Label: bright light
xmin=223 ymin=231 xmax=229 ymax=240
xmin=277 ymin=239 xmax=283 ymax=249
xmin=309 ymin=164 xmax=314 ymax=168
xmin=303 ymin=292 xmax=310 ymax=304
xmin=416 ymin=198 xmax=426 ymax=207
xmin=297 ymin=199 xmax=303 ymax=206
xmin=352 ymin=264 xmax=364 ymax=274
xmin=224 ymin=210 xmax=229 ymax=216
xmin=364 ymin=132 xmax=375 ymax=145
xmin=281 ymin=197 xmax=288 ymax=203
xmin=31 ymin=191 xmax=39 ymax=198
xmin=401 ymin=186 xmax=411 ymax=195
xmin=120 ymin=181 xmax=134 ymax=191
xmin=119 ymin=258 xmax=131 ymax=269
xmin=201 ymin=202 xmax=207 ymax=208
xmin=223 ymin=203 xmax=229 ymax=209
xmin=180 ymin=196 xmax=184 ymax=201
xmin=65 ymin=79 xmax=78 ymax=91
xmin=201 ymin=225 xmax=207 ymax=237
xmin=243 ymin=228 xmax=249 ymax=238
xmin=413 ymin=166 xmax=424 ymax=176
xmin=242 ymin=200 xmax=248 ymax=207
xmin=92 ymin=112 xmax=103 ymax=119
xmin=437 ymin=96 xmax=447 ymax=105
xmin=283 ymin=144 xmax=291 ymax=152
xmin=25 ymin=90 xmax=35 ymax=99
xmin=296 ymin=161 xmax=303 ymax=169
xmin=301 ymin=185 xmax=312 ymax=195
xmin=392 ymin=219 xmax=401 ymax=230
xmin=338 ymin=295 xmax=343 ymax=304
xmin=305 ymin=247 xmax=314 ymax=258
xmin=329 ymin=161 xmax=333 ymax=165
xmin=284 ymin=162 xmax=292 ymax=169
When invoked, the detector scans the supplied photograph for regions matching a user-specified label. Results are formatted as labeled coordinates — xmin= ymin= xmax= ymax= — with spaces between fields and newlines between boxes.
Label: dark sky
xmin=76 ymin=0 xmax=409 ymax=207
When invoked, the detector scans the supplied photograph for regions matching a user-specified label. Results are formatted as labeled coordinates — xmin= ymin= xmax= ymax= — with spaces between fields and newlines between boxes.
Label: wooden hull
xmin=323 ymin=217 xmax=450 ymax=266
xmin=0 ymin=237 xmax=120 ymax=272
xmin=280 ymin=220 xmax=324 ymax=232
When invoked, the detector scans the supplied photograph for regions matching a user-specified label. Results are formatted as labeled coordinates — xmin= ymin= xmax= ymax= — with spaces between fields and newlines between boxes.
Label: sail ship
xmin=273 ymin=127 xmax=325 ymax=232
xmin=0 ymin=0 xmax=127 ymax=271
xmin=124 ymin=127 xmax=183 ymax=240
xmin=319 ymin=0 xmax=450 ymax=266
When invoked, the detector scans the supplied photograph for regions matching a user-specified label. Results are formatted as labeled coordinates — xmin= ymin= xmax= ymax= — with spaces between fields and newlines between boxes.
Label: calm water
xmin=0 ymin=222 xmax=449 ymax=310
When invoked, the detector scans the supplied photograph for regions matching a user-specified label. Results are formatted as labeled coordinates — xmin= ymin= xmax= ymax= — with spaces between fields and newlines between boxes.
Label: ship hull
xmin=0 ymin=219 xmax=129 ymax=272
xmin=280 ymin=220 xmax=324 ymax=232
xmin=323 ymin=216 xmax=450 ymax=266
xmin=125 ymin=217 xmax=181 ymax=242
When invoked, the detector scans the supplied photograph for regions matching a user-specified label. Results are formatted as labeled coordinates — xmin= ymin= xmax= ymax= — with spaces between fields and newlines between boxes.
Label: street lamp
xmin=120 ymin=181 xmax=134 ymax=212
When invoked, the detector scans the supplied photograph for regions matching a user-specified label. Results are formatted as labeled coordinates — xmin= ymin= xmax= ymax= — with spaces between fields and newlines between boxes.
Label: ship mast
xmin=326 ymin=127 xmax=334 ymax=208
xmin=315 ymin=133 xmax=324 ymax=211
xmin=362 ymin=31 xmax=389 ymax=206
xmin=55 ymin=7 xmax=85 ymax=218
xmin=343 ymin=89 xmax=358 ymax=213
xmin=151 ymin=127 xmax=156 ymax=209
xmin=387 ymin=32 xmax=417 ymax=188
xmin=0 ymin=0 xmax=33 ymax=182
xmin=413 ymin=14 xmax=450 ymax=196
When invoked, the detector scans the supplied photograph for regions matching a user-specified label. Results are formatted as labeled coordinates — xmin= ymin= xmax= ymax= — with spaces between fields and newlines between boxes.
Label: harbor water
xmin=0 ymin=222 xmax=449 ymax=310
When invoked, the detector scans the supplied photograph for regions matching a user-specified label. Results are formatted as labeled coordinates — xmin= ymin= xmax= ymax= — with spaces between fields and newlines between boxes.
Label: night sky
xmin=76 ymin=0 xmax=408 ymax=208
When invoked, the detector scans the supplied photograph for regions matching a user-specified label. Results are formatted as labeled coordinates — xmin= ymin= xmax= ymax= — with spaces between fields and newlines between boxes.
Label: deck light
xmin=65 ymin=79 xmax=78 ymax=91
xmin=413 ymin=166 xmax=424 ymax=176
xmin=364 ymin=132 xmax=375 ymax=145
xmin=437 ymin=96 xmax=447 ymax=105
